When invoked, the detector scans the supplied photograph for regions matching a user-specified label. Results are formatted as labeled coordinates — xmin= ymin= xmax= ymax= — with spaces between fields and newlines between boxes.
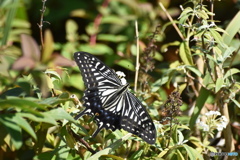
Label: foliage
xmin=0 ymin=0 xmax=239 ymax=160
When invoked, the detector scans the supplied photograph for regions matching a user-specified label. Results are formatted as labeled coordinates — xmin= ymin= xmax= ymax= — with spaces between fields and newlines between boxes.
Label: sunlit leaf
xmin=223 ymin=68 xmax=240 ymax=80
xmin=79 ymin=44 xmax=114 ymax=55
xmin=98 ymin=34 xmax=128 ymax=42
xmin=179 ymin=42 xmax=193 ymax=65
xmin=87 ymin=133 xmax=132 ymax=160
xmin=222 ymin=11 xmax=240 ymax=46
xmin=42 ymin=29 xmax=54 ymax=63
xmin=215 ymin=77 xmax=224 ymax=93
xmin=185 ymin=66 xmax=202 ymax=77
xmin=45 ymin=108 xmax=75 ymax=122
xmin=182 ymin=144 xmax=204 ymax=160
xmin=116 ymin=59 xmax=135 ymax=71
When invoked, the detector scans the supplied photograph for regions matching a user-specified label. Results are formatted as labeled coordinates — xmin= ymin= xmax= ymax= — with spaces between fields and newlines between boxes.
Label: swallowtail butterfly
xmin=74 ymin=51 xmax=156 ymax=144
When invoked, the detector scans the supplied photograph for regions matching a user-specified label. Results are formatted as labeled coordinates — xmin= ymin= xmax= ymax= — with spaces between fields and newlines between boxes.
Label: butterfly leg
xmin=74 ymin=108 xmax=91 ymax=120
xmin=91 ymin=122 xmax=104 ymax=138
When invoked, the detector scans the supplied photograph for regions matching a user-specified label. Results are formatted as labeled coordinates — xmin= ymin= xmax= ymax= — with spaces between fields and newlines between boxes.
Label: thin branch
xmin=38 ymin=0 xmax=48 ymax=49
xmin=159 ymin=2 xmax=185 ymax=41
xmin=70 ymin=130 xmax=96 ymax=154
xmin=134 ymin=20 xmax=140 ymax=92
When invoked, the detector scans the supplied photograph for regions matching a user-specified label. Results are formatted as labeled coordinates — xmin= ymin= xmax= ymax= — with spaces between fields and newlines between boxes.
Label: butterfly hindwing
xmin=121 ymin=92 xmax=156 ymax=144
xmin=74 ymin=51 xmax=156 ymax=144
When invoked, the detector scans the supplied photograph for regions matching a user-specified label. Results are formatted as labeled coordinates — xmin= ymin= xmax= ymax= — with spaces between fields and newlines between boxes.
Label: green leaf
xmin=189 ymin=87 xmax=210 ymax=129
xmin=182 ymin=144 xmax=204 ymax=160
xmin=44 ymin=70 xmax=61 ymax=80
xmin=179 ymin=42 xmax=193 ymax=65
xmin=161 ymin=41 xmax=180 ymax=52
xmin=13 ymin=113 xmax=37 ymax=140
xmin=222 ymin=46 xmax=236 ymax=62
xmin=215 ymin=78 xmax=224 ymax=93
xmin=209 ymin=28 xmax=226 ymax=48
xmin=98 ymin=34 xmax=127 ymax=42
xmin=196 ymin=10 xmax=209 ymax=20
xmin=0 ymin=114 xmax=22 ymax=150
xmin=0 ymin=98 xmax=46 ymax=116
xmin=178 ymin=7 xmax=193 ymax=19
xmin=224 ymin=68 xmax=240 ymax=80
xmin=67 ymin=74 xmax=85 ymax=90
xmin=101 ymin=15 xmax=127 ymax=25
xmin=45 ymin=108 xmax=75 ymax=122
xmin=87 ymin=133 xmax=132 ymax=160
xmin=222 ymin=11 xmax=240 ymax=46
xmin=18 ymin=113 xmax=58 ymax=125
xmin=42 ymin=30 xmax=54 ymax=63
xmin=0 ymin=0 xmax=18 ymax=45
xmin=79 ymin=44 xmax=114 ymax=55
xmin=230 ymin=98 xmax=240 ymax=108
xmin=129 ymin=149 xmax=143 ymax=159
xmin=185 ymin=66 xmax=202 ymax=77
xmin=116 ymin=59 xmax=135 ymax=71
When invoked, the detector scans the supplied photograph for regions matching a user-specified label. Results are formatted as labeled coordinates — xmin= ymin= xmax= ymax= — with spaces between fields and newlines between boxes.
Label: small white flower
xmin=202 ymin=123 xmax=209 ymax=132
xmin=116 ymin=71 xmax=126 ymax=78
xmin=216 ymin=124 xmax=224 ymax=131
xmin=205 ymin=111 xmax=220 ymax=116
xmin=116 ymin=71 xmax=127 ymax=85
xmin=198 ymin=121 xmax=209 ymax=131
xmin=221 ymin=116 xmax=228 ymax=123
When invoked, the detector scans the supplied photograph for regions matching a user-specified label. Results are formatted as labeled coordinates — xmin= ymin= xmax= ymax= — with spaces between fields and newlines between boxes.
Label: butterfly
xmin=74 ymin=51 xmax=156 ymax=144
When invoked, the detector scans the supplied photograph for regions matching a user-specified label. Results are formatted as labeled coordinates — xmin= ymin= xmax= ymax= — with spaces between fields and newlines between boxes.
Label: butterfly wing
xmin=74 ymin=52 xmax=123 ymax=136
xmin=120 ymin=92 xmax=156 ymax=144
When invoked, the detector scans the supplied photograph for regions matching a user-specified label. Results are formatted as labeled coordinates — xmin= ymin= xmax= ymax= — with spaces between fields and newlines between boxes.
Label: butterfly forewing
xmin=74 ymin=51 xmax=156 ymax=144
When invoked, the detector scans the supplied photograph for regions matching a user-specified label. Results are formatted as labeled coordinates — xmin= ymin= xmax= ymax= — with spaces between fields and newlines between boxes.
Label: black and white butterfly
xmin=74 ymin=51 xmax=156 ymax=144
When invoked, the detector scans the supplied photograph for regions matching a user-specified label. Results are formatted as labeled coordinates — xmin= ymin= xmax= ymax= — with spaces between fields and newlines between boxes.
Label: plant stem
xmin=38 ymin=0 xmax=47 ymax=49
xmin=134 ymin=20 xmax=140 ymax=92
xmin=159 ymin=2 xmax=185 ymax=41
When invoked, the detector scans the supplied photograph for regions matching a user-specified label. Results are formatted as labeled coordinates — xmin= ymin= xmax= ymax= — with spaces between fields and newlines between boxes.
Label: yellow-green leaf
xmin=179 ymin=42 xmax=193 ymax=65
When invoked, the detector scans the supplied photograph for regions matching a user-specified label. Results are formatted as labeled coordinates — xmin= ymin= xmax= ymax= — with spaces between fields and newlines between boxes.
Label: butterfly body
xmin=74 ymin=51 xmax=156 ymax=144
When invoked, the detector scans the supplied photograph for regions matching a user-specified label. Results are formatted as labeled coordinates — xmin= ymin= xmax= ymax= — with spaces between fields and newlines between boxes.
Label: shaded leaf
xmin=0 ymin=114 xmax=22 ymax=150
xmin=18 ymin=113 xmax=57 ymax=125
xmin=0 ymin=98 xmax=46 ymax=116
xmin=13 ymin=113 xmax=37 ymax=140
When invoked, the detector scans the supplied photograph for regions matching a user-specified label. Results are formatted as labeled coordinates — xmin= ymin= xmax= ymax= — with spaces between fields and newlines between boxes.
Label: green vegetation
xmin=0 ymin=0 xmax=239 ymax=159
